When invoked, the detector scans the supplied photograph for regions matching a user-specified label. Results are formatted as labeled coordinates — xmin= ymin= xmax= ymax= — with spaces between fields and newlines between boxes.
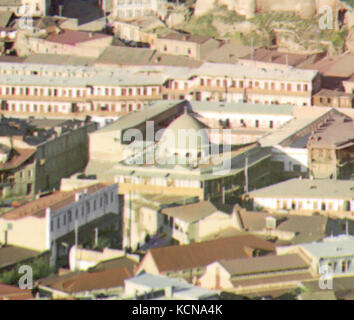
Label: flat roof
xmin=190 ymin=101 xmax=294 ymax=116
xmin=301 ymin=235 xmax=354 ymax=259
xmin=247 ymin=178 xmax=354 ymax=200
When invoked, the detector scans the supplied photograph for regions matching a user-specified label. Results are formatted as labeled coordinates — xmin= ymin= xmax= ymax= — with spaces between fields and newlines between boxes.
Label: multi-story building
xmin=245 ymin=178 xmax=354 ymax=214
xmin=307 ymin=113 xmax=354 ymax=180
xmin=0 ymin=62 xmax=164 ymax=117
xmin=0 ymin=117 xmax=97 ymax=197
xmin=0 ymin=0 xmax=51 ymax=17
xmin=0 ymin=183 xmax=119 ymax=266
xmin=109 ymin=0 xmax=167 ymax=20
xmin=162 ymin=61 xmax=321 ymax=107
xmin=155 ymin=33 xmax=221 ymax=61
xmin=313 ymin=89 xmax=354 ymax=109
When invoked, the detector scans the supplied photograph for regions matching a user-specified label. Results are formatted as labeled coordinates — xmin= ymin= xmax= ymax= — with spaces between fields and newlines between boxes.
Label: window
xmin=57 ymin=217 xmax=60 ymax=229
xmin=68 ymin=210 xmax=72 ymax=223
xmin=63 ymin=214 xmax=66 ymax=226
xmin=94 ymin=200 xmax=96 ymax=211
xmin=50 ymin=220 xmax=53 ymax=232
xmin=111 ymin=192 xmax=114 ymax=203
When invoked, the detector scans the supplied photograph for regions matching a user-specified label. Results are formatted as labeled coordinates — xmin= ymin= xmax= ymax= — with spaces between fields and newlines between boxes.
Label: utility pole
xmin=244 ymin=155 xmax=249 ymax=193
xmin=94 ymin=227 xmax=99 ymax=248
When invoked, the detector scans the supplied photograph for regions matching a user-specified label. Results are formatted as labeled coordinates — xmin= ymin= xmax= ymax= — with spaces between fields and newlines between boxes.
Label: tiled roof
xmin=39 ymin=268 xmax=131 ymax=294
xmin=46 ymin=29 xmax=110 ymax=46
xmin=0 ymin=284 xmax=33 ymax=300
xmin=144 ymin=235 xmax=276 ymax=273
xmin=1 ymin=183 xmax=109 ymax=220
xmin=0 ymin=148 xmax=36 ymax=170
xmin=159 ymin=32 xmax=212 ymax=44
xmin=219 ymin=254 xmax=309 ymax=277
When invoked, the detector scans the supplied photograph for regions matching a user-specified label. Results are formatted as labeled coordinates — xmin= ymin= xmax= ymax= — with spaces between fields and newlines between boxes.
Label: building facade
xmin=0 ymin=183 xmax=120 ymax=266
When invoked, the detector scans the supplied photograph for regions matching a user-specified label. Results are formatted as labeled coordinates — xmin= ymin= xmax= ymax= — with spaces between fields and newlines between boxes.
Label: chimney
xmin=75 ymin=192 xmax=81 ymax=202
xmin=59 ymin=5 xmax=63 ymax=17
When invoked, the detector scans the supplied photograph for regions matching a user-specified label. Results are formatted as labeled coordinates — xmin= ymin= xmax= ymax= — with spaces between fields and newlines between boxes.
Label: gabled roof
xmin=144 ymin=235 xmax=275 ymax=273
xmin=219 ymin=254 xmax=309 ymax=277
xmin=0 ymin=148 xmax=36 ymax=171
xmin=46 ymin=29 xmax=110 ymax=46
xmin=0 ymin=284 xmax=33 ymax=300
xmin=0 ymin=245 xmax=42 ymax=269
xmin=161 ymin=201 xmax=219 ymax=223
xmin=39 ymin=268 xmax=132 ymax=294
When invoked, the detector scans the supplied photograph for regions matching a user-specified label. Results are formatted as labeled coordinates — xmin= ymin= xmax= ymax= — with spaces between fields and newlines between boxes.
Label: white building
xmin=278 ymin=235 xmax=354 ymax=276
xmin=110 ymin=0 xmax=167 ymax=20
xmin=0 ymin=183 xmax=119 ymax=265
xmin=0 ymin=0 xmax=51 ymax=17
xmin=246 ymin=178 xmax=354 ymax=213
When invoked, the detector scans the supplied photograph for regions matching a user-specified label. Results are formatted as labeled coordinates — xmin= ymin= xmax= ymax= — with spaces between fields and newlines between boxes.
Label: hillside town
xmin=0 ymin=0 xmax=353 ymax=302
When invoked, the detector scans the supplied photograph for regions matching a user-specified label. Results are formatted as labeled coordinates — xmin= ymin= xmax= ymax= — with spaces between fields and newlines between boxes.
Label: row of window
xmin=0 ymin=86 xmax=159 ymax=98
xmin=199 ymin=78 xmax=309 ymax=92
xmin=50 ymin=192 xmax=116 ymax=232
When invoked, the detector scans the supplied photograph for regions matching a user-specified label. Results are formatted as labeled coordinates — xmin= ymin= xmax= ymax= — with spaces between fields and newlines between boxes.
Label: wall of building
xmin=0 ymin=216 xmax=47 ymax=251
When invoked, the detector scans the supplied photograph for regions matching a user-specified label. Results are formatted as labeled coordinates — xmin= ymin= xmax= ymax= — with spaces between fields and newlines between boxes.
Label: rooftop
xmin=0 ymin=245 xmax=42 ymax=269
xmin=144 ymin=235 xmax=275 ymax=273
xmin=161 ymin=201 xmax=219 ymax=223
xmin=1 ymin=183 xmax=109 ymax=220
xmin=45 ymin=29 xmax=111 ymax=46
xmin=0 ymin=284 xmax=33 ymax=300
xmin=159 ymin=32 xmax=214 ymax=44
xmin=219 ymin=254 xmax=309 ymax=277
xmin=190 ymin=101 xmax=294 ymax=116
xmin=125 ymin=273 xmax=218 ymax=300
xmin=307 ymin=114 xmax=354 ymax=149
xmin=246 ymin=178 xmax=354 ymax=200
xmin=301 ymin=235 xmax=354 ymax=259
xmin=39 ymin=268 xmax=131 ymax=294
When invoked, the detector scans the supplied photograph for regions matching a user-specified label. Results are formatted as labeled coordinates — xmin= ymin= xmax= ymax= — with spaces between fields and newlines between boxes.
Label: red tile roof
xmin=46 ymin=29 xmax=110 ymax=46
xmin=143 ymin=235 xmax=276 ymax=273
xmin=39 ymin=268 xmax=132 ymax=294
xmin=0 ymin=284 xmax=33 ymax=300
xmin=0 ymin=148 xmax=36 ymax=170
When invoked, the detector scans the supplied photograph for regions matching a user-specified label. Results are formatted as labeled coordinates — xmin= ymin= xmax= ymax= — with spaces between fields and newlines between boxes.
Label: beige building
xmin=27 ymin=29 xmax=113 ymax=58
xmin=112 ymin=17 xmax=164 ymax=47
xmin=199 ymin=253 xmax=314 ymax=295
xmin=0 ymin=0 xmax=50 ymax=17
xmin=160 ymin=201 xmax=240 ymax=245
xmin=155 ymin=33 xmax=221 ymax=60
